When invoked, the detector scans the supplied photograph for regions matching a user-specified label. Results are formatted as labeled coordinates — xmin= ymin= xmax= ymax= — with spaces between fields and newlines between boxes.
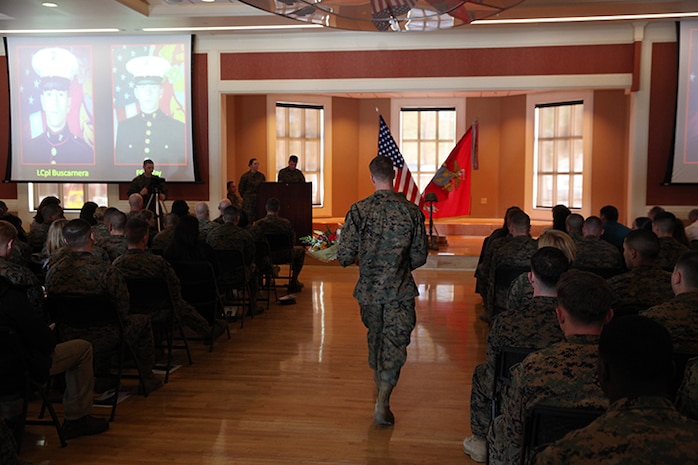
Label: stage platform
xmin=309 ymin=217 xmax=549 ymax=271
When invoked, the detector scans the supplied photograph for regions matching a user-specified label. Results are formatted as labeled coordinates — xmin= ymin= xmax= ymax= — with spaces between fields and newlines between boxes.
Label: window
xmin=275 ymin=103 xmax=324 ymax=206
xmin=533 ymin=101 xmax=585 ymax=210
xmin=30 ymin=183 xmax=108 ymax=211
xmin=399 ymin=107 xmax=457 ymax=190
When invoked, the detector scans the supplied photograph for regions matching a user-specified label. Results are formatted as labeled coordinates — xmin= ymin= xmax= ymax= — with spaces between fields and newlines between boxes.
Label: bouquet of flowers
xmin=300 ymin=225 xmax=341 ymax=262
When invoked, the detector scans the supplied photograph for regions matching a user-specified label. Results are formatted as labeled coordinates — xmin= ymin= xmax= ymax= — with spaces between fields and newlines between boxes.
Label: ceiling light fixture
xmin=41 ymin=2 xmax=59 ymax=7
xmin=235 ymin=0 xmax=524 ymax=32
xmin=142 ymin=24 xmax=324 ymax=32
xmin=0 ymin=28 xmax=121 ymax=34
xmin=473 ymin=11 xmax=698 ymax=25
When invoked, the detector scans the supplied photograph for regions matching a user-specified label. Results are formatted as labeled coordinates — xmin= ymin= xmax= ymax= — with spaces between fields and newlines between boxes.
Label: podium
xmin=256 ymin=182 xmax=313 ymax=244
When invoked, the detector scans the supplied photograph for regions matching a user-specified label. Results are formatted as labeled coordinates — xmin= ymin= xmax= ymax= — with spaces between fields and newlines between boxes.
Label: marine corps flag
xmin=421 ymin=121 xmax=478 ymax=218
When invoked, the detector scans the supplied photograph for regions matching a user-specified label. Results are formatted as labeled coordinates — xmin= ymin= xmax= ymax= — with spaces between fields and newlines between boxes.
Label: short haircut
xmin=652 ymin=211 xmax=677 ymax=235
xmin=135 ymin=209 xmax=154 ymax=222
xmin=624 ymin=229 xmax=660 ymax=260
xmin=93 ymin=206 xmax=107 ymax=222
xmin=63 ymin=219 xmax=92 ymax=249
xmin=538 ymin=229 xmax=576 ymax=263
xmin=248 ymin=157 xmax=257 ymax=166
xmin=556 ymin=270 xmax=614 ymax=325
xmin=675 ymin=250 xmax=698 ymax=288
xmin=599 ymin=315 xmax=673 ymax=392
xmin=128 ymin=193 xmax=143 ymax=208
xmin=583 ymin=215 xmax=603 ymax=235
xmin=0 ymin=220 xmax=18 ymax=245
xmin=647 ymin=205 xmax=666 ymax=220
xmin=163 ymin=213 xmax=179 ymax=228
xmin=125 ymin=218 xmax=149 ymax=245
xmin=566 ymin=213 xmax=584 ymax=233
xmin=143 ymin=159 xmax=154 ymax=167
xmin=369 ymin=155 xmax=395 ymax=182
xmin=226 ymin=181 xmax=234 ymax=189
xmin=508 ymin=210 xmax=531 ymax=232
xmin=171 ymin=200 xmax=190 ymax=217
xmin=289 ymin=155 xmax=298 ymax=163
xmin=218 ymin=199 xmax=232 ymax=212
xmin=41 ymin=203 xmax=63 ymax=221
xmin=600 ymin=205 xmax=619 ymax=222
xmin=194 ymin=202 xmax=209 ymax=217
xmin=265 ymin=197 xmax=280 ymax=213
xmin=104 ymin=209 xmax=127 ymax=231
xmin=531 ymin=247 xmax=570 ymax=289
xmin=223 ymin=206 xmax=241 ymax=223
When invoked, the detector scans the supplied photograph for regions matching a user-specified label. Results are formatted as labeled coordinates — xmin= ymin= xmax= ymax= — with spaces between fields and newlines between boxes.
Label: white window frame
xmin=525 ymin=91 xmax=593 ymax=220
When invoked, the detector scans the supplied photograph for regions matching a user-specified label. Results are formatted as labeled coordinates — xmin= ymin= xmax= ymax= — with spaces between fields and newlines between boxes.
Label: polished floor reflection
xmin=22 ymin=265 xmax=486 ymax=465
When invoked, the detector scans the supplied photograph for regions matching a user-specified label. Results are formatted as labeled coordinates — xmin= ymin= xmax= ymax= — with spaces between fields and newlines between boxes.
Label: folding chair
xmin=215 ymin=249 xmax=252 ymax=328
xmin=264 ymin=233 xmax=294 ymax=292
xmin=0 ymin=325 xmax=67 ymax=452
xmin=255 ymin=239 xmax=276 ymax=307
xmin=520 ymin=404 xmax=604 ymax=465
xmin=125 ymin=277 xmax=192 ymax=383
xmin=46 ymin=293 xmax=142 ymax=421
xmin=491 ymin=346 xmax=535 ymax=420
xmin=169 ymin=261 xmax=230 ymax=352
xmin=492 ymin=265 xmax=530 ymax=317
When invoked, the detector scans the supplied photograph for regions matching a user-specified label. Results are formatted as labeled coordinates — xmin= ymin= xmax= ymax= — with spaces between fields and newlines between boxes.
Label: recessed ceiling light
xmin=41 ymin=2 xmax=59 ymax=7
xmin=201 ymin=0 xmax=216 ymax=2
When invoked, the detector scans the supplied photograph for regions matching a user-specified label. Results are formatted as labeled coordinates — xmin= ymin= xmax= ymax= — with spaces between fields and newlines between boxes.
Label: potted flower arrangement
xmin=300 ymin=225 xmax=341 ymax=262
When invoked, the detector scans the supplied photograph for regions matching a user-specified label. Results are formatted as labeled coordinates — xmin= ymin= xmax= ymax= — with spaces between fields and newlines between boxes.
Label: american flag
xmin=377 ymin=115 xmax=423 ymax=207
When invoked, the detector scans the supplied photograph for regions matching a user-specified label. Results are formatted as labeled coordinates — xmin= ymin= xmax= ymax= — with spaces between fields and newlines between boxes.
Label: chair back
xmin=521 ymin=405 xmax=604 ymax=465
xmin=491 ymin=346 xmax=535 ymax=419
xmin=169 ymin=260 xmax=223 ymax=325
xmin=493 ymin=265 xmax=530 ymax=315
xmin=265 ymin=233 xmax=293 ymax=265
xmin=215 ymin=249 xmax=249 ymax=290
xmin=46 ymin=293 xmax=121 ymax=332
xmin=125 ymin=277 xmax=174 ymax=323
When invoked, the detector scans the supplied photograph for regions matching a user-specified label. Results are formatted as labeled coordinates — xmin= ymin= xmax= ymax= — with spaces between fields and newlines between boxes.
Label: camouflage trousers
xmin=470 ymin=362 xmax=494 ymax=438
xmin=360 ymin=299 xmax=416 ymax=386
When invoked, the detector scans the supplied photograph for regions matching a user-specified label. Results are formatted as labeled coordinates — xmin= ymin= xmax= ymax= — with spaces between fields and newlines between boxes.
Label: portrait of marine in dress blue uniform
xmin=112 ymin=44 xmax=187 ymax=166
xmin=20 ymin=46 xmax=95 ymax=166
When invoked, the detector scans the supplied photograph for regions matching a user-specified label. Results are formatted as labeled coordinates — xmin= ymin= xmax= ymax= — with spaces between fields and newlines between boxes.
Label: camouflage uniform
xmin=113 ymin=249 xmax=211 ymax=336
xmin=198 ymin=218 xmax=219 ymax=242
xmin=46 ymin=245 xmax=109 ymax=270
xmin=45 ymin=251 xmax=154 ymax=376
xmin=27 ymin=221 xmax=49 ymax=251
xmin=573 ymin=236 xmax=625 ymax=270
xmin=151 ymin=226 xmax=175 ymax=253
xmin=470 ymin=296 xmax=564 ymax=438
xmin=676 ymin=356 xmax=698 ymax=421
xmin=238 ymin=170 xmax=266 ymax=223
xmin=568 ymin=231 xmax=584 ymax=244
xmin=475 ymin=235 xmax=508 ymax=297
xmin=505 ymin=273 xmax=533 ymax=312
xmin=91 ymin=223 xmax=110 ymax=243
xmin=488 ymin=334 xmax=608 ymax=465
xmin=277 ymin=167 xmax=306 ymax=183
xmin=486 ymin=236 xmax=537 ymax=313
xmin=8 ymin=240 xmax=31 ymax=268
xmin=640 ymin=291 xmax=698 ymax=354
xmin=656 ymin=237 xmax=690 ymax=271
xmin=0 ymin=256 xmax=44 ymax=314
xmin=252 ymin=215 xmax=305 ymax=281
xmin=606 ymin=266 xmax=673 ymax=313
xmin=338 ymin=189 xmax=428 ymax=386
xmin=206 ymin=223 xmax=258 ymax=302
xmin=227 ymin=192 xmax=243 ymax=211
xmin=96 ymin=234 xmax=128 ymax=262
xmin=532 ymin=396 xmax=698 ymax=465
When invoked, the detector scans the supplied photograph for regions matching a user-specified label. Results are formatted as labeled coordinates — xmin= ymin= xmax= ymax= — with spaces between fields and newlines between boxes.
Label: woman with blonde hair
xmin=505 ymin=230 xmax=577 ymax=312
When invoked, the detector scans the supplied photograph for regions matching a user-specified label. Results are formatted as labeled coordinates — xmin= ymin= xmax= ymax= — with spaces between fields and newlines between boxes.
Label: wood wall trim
xmin=220 ymin=44 xmax=634 ymax=81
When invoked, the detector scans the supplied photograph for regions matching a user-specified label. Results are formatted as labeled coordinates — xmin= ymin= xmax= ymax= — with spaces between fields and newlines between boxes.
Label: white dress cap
xmin=32 ymin=48 xmax=79 ymax=88
xmin=126 ymin=55 xmax=171 ymax=84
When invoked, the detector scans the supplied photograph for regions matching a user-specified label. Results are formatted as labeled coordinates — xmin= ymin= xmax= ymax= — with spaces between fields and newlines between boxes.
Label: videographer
xmin=127 ymin=159 xmax=167 ymax=225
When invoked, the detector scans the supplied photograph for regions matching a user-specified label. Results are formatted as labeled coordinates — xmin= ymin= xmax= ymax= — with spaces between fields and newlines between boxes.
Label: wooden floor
xmin=22 ymin=265 xmax=488 ymax=465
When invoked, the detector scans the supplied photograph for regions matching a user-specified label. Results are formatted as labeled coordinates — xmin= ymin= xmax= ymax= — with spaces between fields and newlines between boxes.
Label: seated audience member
xmin=640 ymin=250 xmax=698 ymax=354
xmin=475 ymin=206 xmax=521 ymax=297
xmin=171 ymin=199 xmax=190 ymax=218
xmin=127 ymin=193 xmax=144 ymax=219
xmin=647 ymin=205 xmax=666 ymax=222
xmin=463 ymin=247 xmax=568 ymax=463
xmin=194 ymin=202 xmax=219 ymax=241
xmin=226 ymin=181 xmax=243 ymax=210
xmin=685 ymin=208 xmax=698 ymax=243
xmin=213 ymin=199 xmax=232 ymax=225
xmin=632 ymin=216 xmax=652 ymax=231
xmin=551 ymin=204 xmax=571 ymax=232
xmin=113 ymin=218 xmax=221 ymax=340
xmin=1 ymin=214 xmax=31 ymax=268
xmin=0 ymin=221 xmax=45 ymax=314
xmin=676 ymin=356 xmax=698 ymax=421
xmin=0 ymin=276 xmax=109 ymax=441
xmin=482 ymin=210 xmax=537 ymax=317
xmin=599 ymin=205 xmax=631 ymax=251
xmin=91 ymin=206 xmax=110 ymax=243
xmin=252 ymin=197 xmax=305 ymax=293
xmin=572 ymin=215 xmax=625 ymax=271
xmin=533 ymin=316 xmax=698 ymax=465
xmin=565 ymin=213 xmax=584 ymax=243
xmin=28 ymin=202 xmax=64 ymax=251
xmin=135 ymin=209 xmax=158 ymax=248
xmin=79 ymin=201 xmax=98 ymax=226
xmin=487 ymin=271 xmax=613 ymax=465
xmin=652 ymin=211 xmax=690 ymax=270
xmin=96 ymin=209 xmax=128 ymax=262
xmin=506 ymin=229 xmax=575 ymax=312
xmin=164 ymin=214 xmax=219 ymax=276
xmin=0 ymin=200 xmax=27 ymax=243
xmin=46 ymin=220 xmax=109 ymax=270
xmin=45 ymin=219 xmax=161 ymax=393
xmin=607 ymin=229 xmax=673 ymax=314
xmin=151 ymin=213 xmax=179 ymax=253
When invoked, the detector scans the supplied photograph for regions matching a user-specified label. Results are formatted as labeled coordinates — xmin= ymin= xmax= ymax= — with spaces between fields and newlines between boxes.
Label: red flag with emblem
xmin=421 ymin=121 xmax=478 ymax=218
